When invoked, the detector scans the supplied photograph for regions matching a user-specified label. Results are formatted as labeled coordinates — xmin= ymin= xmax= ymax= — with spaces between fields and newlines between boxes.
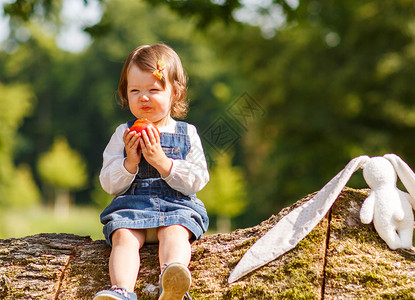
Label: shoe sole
xmin=93 ymin=295 xmax=124 ymax=300
xmin=159 ymin=264 xmax=191 ymax=300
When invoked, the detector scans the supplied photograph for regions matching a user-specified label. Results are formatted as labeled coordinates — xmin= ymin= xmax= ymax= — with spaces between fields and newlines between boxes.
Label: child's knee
xmin=111 ymin=228 xmax=145 ymax=247
xmin=157 ymin=225 xmax=191 ymax=241
xmin=111 ymin=228 xmax=132 ymax=245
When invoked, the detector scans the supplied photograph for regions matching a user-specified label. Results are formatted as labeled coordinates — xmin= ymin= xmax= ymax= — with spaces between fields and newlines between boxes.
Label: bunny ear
xmin=384 ymin=154 xmax=415 ymax=200
xmin=228 ymin=155 xmax=369 ymax=283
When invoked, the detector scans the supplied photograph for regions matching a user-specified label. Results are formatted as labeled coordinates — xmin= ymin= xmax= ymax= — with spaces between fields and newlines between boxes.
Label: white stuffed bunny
xmin=360 ymin=156 xmax=415 ymax=250
xmin=229 ymin=154 xmax=415 ymax=283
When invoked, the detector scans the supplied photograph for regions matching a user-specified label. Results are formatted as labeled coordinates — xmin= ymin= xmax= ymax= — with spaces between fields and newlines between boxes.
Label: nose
xmin=139 ymin=93 xmax=150 ymax=101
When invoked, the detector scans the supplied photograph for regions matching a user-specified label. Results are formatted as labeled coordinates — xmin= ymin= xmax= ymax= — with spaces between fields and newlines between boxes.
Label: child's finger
xmin=132 ymin=135 xmax=141 ymax=149
xmin=149 ymin=126 xmax=160 ymax=143
xmin=124 ymin=129 xmax=138 ymax=142
xmin=123 ymin=128 xmax=131 ymax=141
xmin=125 ymin=133 xmax=141 ymax=153
xmin=146 ymin=127 xmax=157 ymax=144
xmin=139 ymin=136 xmax=146 ymax=151
xmin=128 ymin=132 xmax=140 ymax=146
xmin=141 ymin=129 xmax=150 ymax=146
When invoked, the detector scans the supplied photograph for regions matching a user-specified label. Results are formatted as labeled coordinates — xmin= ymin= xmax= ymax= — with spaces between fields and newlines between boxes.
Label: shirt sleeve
xmin=99 ymin=124 xmax=137 ymax=196
xmin=163 ymin=124 xmax=209 ymax=196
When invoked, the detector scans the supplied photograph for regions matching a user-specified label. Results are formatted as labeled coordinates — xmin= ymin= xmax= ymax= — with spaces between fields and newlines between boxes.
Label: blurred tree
xmin=3 ymin=0 xmax=60 ymax=21
xmin=3 ymin=0 xmax=301 ymax=28
xmin=0 ymin=82 xmax=39 ymax=236
xmin=4 ymin=164 xmax=41 ymax=208
xmin=211 ymin=0 xmax=415 ymax=225
xmin=91 ymin=175 xmax=112 ymax=210
xmin=0 ymin=5 xmax=113 ymax=206
xmin=198 ymin=152 xmax=247 ymax=232
xmin=3 ymin=0 xmax=239 ymax=27
xmin=0 ymin=82 xmax=37 ymax=205
xmin=37 ymin=136 xmax=87 ymax=218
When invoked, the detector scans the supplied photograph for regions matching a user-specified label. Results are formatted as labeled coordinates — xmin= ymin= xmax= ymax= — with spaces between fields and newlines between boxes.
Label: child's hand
xmin=123 ymin=128 xmax=142 ymax=174
xmin=140 ymin=126 xmax=173 ymax=178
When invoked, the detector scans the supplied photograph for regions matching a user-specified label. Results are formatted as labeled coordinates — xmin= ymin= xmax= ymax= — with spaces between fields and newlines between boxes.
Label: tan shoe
xmin=159 ymin=263 xmax=192 ymax=300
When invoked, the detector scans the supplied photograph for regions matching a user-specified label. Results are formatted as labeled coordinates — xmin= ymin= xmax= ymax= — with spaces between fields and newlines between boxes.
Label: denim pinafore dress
xmin=100 ymin=120 xmax=209 ymax=246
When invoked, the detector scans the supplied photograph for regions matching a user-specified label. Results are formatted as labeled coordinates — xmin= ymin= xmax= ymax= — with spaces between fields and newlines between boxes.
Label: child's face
xmin=126 ymin=64 xmax=173 ymax=126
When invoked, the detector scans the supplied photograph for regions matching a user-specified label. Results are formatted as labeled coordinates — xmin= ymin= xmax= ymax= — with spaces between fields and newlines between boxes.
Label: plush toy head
xmin=362 ymin=157 xmax=397 ymax=188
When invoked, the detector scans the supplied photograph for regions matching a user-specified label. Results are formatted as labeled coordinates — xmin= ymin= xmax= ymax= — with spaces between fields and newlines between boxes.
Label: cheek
xmin=160 ymin=100 xmax=171 ymax=112
xmin=128 ymin=93 xmax=139 ymax=103
xmin=161 ymin=91 xmax=174 ymax=108
xmin=127 ymin=96 xmax=139 ymax=110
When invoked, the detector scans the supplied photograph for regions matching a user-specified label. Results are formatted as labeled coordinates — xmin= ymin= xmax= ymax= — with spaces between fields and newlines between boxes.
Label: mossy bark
xmin=0 ymin=188 xmax=414 ymax=299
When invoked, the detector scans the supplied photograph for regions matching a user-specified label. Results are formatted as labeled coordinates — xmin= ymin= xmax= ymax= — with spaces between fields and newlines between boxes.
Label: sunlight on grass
xmin=0 ymin=205 xmax=221 ymax=241
xmin=0 ymin=205 xmax=104 ymax=241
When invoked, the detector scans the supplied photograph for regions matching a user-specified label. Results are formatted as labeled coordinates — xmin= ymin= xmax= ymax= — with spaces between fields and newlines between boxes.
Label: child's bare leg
xmin=109 ymin=228 xmax=146 ymax=292
xmin=157 ymin=225 xmax=192 ymax=299
xmin=157 ymin=225 xmax=192 ymax=268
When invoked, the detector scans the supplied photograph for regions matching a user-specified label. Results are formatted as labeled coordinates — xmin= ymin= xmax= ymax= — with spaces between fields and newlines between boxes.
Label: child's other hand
xmin=123 ymin=128 xmax=141 ymax=174
xmin=140 ymin=126 xmax=173 ymax=178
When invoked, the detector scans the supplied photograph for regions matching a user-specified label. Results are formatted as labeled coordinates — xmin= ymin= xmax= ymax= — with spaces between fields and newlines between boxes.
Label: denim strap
xmin=175 ymin=121 xmax=188 ymax=134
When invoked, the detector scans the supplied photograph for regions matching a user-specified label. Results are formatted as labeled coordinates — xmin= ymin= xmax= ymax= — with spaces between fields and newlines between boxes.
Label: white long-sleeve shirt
xmin=99 ymin=119 xmax=209 ymax=196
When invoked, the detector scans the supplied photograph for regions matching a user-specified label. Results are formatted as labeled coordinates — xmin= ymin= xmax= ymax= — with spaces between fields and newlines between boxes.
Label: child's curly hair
xmin=117 ymin=44 xmax=189 ymax=119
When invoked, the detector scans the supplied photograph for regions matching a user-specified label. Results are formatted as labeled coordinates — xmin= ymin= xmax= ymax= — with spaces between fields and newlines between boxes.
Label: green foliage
xmin=0 ymin=83 xmax=34 ymax=171
xmin=91 ymin=175 xmax=112 ymax=210
xmin=3 ymin=164 xmax=41 ymax=208
xmin=37 ymin=136 xmax=87 ymax=189
xmin=199 ymin=152 xmax=247 ymax=218
xmin=3 ymin=0 xmax=58 ymax=21
xmin=145 ymin=0 xmax=241 ymax=28
xmin=0 ymin=83 xmax=34 ymax=131
xmin=0 ymin=82 xmax=36 ymax=206
xmin=210 ymin=0 xmax=415 ymax=224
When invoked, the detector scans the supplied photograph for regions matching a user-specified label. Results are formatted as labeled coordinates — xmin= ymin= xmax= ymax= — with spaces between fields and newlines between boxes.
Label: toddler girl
xmin=94 ymin=44 xmax=209 ymax=300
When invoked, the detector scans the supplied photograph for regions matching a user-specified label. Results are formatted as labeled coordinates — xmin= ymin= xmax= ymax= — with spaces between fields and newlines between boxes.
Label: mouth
xmin=141 ymin=106 xmax=152 ymax=112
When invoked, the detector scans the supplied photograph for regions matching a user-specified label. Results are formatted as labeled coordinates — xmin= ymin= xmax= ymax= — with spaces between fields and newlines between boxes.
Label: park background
xmin=0 ymin=0 xmax=414 ymax=240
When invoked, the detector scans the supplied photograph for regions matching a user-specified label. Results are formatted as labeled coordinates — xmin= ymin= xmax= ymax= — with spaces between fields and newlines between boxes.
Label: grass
xmin=0 ymin=205 xmax=104 ymax=240
xmin=0 ymin=204 xmax=220 ymax=242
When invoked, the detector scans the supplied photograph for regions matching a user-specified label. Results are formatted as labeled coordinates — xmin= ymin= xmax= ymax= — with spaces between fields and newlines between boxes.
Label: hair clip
xmin=152 ymin=59 xmax=166 ymax=80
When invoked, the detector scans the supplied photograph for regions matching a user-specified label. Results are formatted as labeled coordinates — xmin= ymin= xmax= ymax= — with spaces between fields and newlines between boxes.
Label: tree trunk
xmin=54 ymin=188 xmax=71 ymax=219
xmin=217 ymin=215 xmax=232 ymax=233
xmin=0 ymin=187 xmax=414 ymax=299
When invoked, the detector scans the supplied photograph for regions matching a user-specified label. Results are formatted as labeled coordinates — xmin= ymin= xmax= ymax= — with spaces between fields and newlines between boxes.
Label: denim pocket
xmin=163 ymin=147 xmax=180 ymax=159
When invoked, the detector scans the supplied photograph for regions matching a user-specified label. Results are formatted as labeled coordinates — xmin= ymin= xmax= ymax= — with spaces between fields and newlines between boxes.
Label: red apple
xmin=130 ymin=118 xmax=160 ymax=137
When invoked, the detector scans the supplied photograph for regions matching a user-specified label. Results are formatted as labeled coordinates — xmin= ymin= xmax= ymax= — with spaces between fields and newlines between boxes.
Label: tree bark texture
xmin=0 ymin=188 xmax=414 ymax=299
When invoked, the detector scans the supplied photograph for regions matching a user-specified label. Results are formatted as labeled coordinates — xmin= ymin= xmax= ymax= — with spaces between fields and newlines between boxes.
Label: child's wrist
xmin=124 ymin=158 xmax=138 ymax=174
xmin=157 ymin=158 xmax=173 ymax=178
